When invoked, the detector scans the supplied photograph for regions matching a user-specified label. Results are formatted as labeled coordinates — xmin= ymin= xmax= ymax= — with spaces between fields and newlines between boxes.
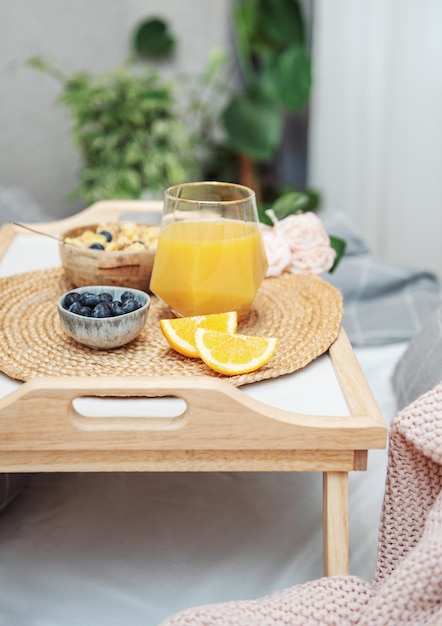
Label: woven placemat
xmin=0 ymin=267 xmax=343 ymax=386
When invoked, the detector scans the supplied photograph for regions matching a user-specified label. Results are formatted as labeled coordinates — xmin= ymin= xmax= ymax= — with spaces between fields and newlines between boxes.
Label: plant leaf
xmin=222 ymin=94 xmax=282 ymax=161
xmin=271 ymin=191 xmax=311 ymax=220
xmin=132 ymin=18 xmax=176 ymax=58
xmin=329 ymin=235 xmax=347 ymax=272
xmin=262 ymin=45 xmax=311 ymax=112
xmin=304 ymin=188 xmax=321 ymax=212
xmin=255 ymin=0 xmax=306 ymax=46
xmin=232 ymin=0 xmax=260 ymax=79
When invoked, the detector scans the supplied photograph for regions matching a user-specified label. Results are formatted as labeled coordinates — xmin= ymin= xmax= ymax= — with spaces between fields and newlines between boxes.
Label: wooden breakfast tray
xmin=0 ymin=200 xmax=387 ymax=577
xmin=0 ymin=200 xmax=386 ymax=472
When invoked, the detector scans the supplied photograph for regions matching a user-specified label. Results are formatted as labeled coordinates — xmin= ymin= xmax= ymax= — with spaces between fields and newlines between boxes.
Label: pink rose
xmin=288 ymin=245 xmax=336 ymax=275
xmin=259 ymin=224 xmax=292 ymax=277
xmin=274 ymin=212 xmax=330 ymax=251
xmin=260 ymin=210 xmax=337 ymax=276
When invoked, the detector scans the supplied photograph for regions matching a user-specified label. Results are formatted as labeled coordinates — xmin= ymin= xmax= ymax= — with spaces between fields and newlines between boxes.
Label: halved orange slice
xmin=194 ymin=329 xmax=278 ymax=375
xmin=159 ymin=311 xmax=238 ymax=358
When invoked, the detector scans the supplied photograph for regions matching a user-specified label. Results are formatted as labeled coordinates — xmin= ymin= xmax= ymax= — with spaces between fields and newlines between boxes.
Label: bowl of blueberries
xmin=58 ymin=285 xmax=151 ymax=349
xmin=59 ymin=222 xmax=159 ymax=291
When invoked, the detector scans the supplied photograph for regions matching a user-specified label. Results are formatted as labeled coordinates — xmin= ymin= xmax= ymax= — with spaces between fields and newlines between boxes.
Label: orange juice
xmin=150 ymin=219 xmax=268 ymax=319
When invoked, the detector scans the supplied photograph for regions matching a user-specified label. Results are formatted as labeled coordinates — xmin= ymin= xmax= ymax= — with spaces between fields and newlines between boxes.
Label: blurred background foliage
xmin=223 ymin=0 xmax=311 ymax=163
xmin=27 ymin=56 xmax=200 ymax=203
xmin=28 ymin=0 xmax=317 ymax=214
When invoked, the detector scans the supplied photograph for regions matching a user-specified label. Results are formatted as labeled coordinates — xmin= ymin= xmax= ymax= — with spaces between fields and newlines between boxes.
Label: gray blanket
xmin=322 ymin=211 xmax=441 ymax=346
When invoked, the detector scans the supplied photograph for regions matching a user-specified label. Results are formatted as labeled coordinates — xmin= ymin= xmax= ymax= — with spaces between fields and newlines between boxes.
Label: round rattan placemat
xmin=0 ymin=268 xmax=343 ymax=386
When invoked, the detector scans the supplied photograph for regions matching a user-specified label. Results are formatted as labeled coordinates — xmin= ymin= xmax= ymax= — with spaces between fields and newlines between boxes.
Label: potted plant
xmin=220 ymin=0 xmax=312 ymax=197
xmin=27 ymin=9 xmax=319 ymax=234
xmin=26 ymin=18 xmax=228 ymax=204
xmin=27 ymin=56 xmax=199 ymax=203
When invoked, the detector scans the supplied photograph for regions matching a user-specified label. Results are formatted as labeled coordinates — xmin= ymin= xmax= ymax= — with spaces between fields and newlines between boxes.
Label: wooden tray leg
xmin=323 ymin=470 xmax=349 ymax=576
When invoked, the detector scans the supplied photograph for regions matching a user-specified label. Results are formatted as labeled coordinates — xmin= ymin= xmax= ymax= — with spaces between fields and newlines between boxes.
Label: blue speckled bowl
xmin=57 ymin=285 xmax=151 ymax=349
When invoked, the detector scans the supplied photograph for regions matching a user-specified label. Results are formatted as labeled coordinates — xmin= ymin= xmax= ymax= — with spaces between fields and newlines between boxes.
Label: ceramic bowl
xmin=59 ymin=223 xmax=157 ymax=291
xmin=57 ymin=285 xmax=151 ymax=349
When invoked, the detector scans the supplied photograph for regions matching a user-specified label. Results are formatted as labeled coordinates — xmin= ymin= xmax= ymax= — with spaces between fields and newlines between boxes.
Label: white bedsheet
xmin=0 ymin=341 xmax=407 ymax=626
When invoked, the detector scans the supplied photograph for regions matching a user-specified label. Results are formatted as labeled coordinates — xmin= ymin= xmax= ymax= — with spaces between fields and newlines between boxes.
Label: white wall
xmin=308 ymin=0 xmax=442 ymax=278
xmin=0 ymin=0 xmax=230 ymax=218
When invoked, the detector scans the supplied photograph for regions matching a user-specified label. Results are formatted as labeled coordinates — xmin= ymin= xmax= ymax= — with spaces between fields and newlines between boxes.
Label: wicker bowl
xmin=59 ymin=223 xmax=157 ymax=291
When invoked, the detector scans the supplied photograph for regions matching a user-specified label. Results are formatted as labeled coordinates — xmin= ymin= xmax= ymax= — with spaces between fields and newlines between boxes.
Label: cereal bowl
xmin=59 ymin=222 xmax=159 ymax=290
xmin=57 ymin=285 xmax=151 ymax=349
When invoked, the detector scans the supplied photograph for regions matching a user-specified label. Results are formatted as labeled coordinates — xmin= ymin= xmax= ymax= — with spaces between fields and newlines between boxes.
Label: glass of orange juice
xmin=150 ymin=181 xmax=268 ymax=320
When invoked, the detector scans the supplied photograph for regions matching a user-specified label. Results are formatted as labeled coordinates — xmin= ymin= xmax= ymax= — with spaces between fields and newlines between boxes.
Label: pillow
xmin=0 ymin=474 xmax=28 ymax=514
xmin=392 ymin=305 xmax=442 ymax=410
xmin=321 ymin=210 xmax=441 ymax=346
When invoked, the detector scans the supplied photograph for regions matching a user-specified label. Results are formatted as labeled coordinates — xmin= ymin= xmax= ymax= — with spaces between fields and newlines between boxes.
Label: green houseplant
xmin=27 ymin=56 xmax=199 ymax=203
xmin=27 ymin=10 xmax=315 ymax=219
xmin=221 ymin=0 xmax=312 ymax=193
xmin=27 ymin=18 xmax=228 ymax=204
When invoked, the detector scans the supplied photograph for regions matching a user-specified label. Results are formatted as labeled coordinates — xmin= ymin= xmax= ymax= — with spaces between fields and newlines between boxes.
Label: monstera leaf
xmin=222 ymin=94 xmax=283 ymax=162
xmin=224 ymin=0 xmax=312 ymax=163
xmin=260 ymin=46 xmax=311 ymax=112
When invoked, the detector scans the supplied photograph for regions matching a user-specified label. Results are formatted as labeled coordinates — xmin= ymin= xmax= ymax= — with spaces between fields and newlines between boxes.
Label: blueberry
xmin=98 ymin=230 xmax=112 ymax=242
xmin=97 ymin=292 xmax=113 ymax=303
xmin=109 ymin=301 xmax=125 ymax=316
xmin=121 ymin=298 xmax=140 ymax=313
xmin=120 ymin=291 xmax=134 ymax=302
xmin=92 ymin=302 xmax=112 ymax=318
xmin=78 ymin=306 xmax=92 ymax=317
xmin=62 ymin=289 xmax=143 ymax=320
xmin=80 ymin=293 xmax=99 ymax=308
xmin=89 ymin=243 xmax=105 ymax=250
xmin=64 ymin=292 xmax=81 ymax=309
xmin=68 ymin=301 xmax=85 ymax=315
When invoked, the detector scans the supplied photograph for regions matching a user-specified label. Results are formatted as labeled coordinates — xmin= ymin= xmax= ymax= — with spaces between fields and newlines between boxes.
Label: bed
xmin=0 ymin=201 xmax=440 ymax=626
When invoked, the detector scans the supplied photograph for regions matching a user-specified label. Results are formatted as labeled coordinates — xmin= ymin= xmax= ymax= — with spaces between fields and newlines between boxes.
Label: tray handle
xmin=0 ymin=376 xmax=386 ymax=451
xmin=10 ymin=200 xmax=163 ymax=237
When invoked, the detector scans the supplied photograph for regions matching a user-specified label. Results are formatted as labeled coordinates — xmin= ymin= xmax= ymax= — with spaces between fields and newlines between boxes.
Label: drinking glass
xmin=150 ymin=181 xmax=268 ymax=320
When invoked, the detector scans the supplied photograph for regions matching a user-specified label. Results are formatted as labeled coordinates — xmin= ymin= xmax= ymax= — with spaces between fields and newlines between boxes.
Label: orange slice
xmin=159 ymin=311 xmax=238 ymax=358
xmin=194 ymin=329 xmax=278 ymax=376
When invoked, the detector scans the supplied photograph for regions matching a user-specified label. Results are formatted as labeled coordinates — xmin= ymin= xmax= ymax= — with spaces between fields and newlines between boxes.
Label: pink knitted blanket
xmin=160 ymin=382 xmax=442 ymax=625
